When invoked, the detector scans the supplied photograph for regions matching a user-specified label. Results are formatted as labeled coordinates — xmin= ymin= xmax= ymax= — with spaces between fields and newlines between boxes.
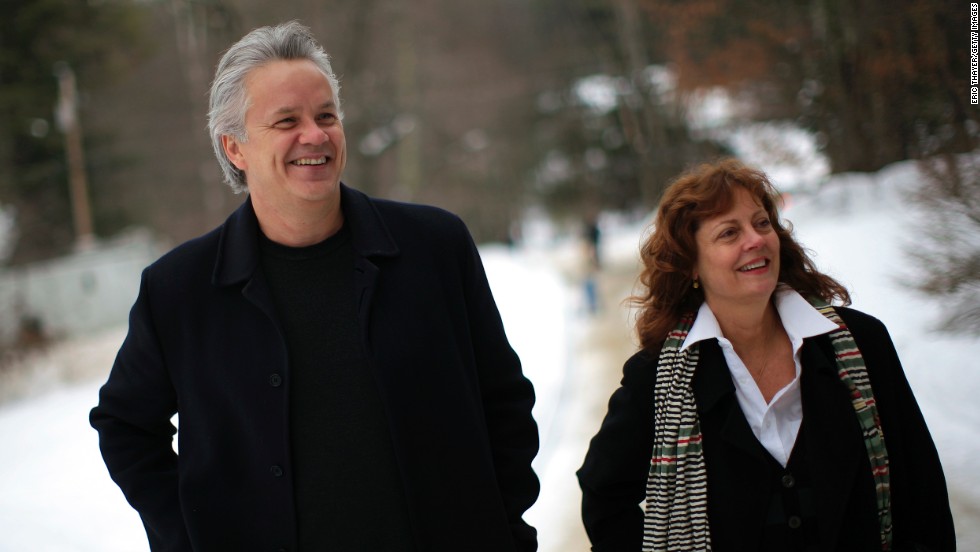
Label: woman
xmin=577 ymin=159 xmax=954 ymax=551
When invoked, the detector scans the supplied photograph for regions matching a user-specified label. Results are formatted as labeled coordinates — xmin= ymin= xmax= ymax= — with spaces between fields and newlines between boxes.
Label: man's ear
xmin=222 ymin=135 xmax=247 ymax=170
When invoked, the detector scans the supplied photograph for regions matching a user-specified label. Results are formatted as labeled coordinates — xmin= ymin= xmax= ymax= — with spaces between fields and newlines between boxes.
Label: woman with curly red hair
xmin=577 ymin=158 xmax=954 ymax=551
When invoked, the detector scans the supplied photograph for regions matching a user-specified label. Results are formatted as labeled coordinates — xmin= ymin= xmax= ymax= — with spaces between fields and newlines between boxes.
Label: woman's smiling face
xmin=693 ymin=186 xmax=781 ymax=314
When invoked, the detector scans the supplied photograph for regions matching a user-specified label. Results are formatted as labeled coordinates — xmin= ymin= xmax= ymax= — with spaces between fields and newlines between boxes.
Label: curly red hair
xmin=633 ymin=158 xmax=850 ymax=350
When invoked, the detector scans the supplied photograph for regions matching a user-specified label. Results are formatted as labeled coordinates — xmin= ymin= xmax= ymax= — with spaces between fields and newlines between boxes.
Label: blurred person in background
xmin=577 ymin=158 xmax=953 ymax=551
xmin=90 ymin=20 xmax=539 ymax=551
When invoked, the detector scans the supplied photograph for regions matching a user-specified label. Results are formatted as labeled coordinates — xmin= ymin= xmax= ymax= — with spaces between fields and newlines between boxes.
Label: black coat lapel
xmin=694 ymin=340 xmax=769 ymax=463
xmin=799 ymin=336 xmax=866 ymax=548
xmin=339 ymin=184 xmax=398 ymax=349
xmin=693 ymin=340 xmax=772 ymax=551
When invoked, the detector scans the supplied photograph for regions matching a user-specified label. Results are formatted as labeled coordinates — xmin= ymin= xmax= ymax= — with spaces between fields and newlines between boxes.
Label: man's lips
xmin=290 ymin=156 xmax=328 ymax=166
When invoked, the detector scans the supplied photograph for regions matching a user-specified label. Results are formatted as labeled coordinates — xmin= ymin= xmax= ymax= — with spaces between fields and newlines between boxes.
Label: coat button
xmin=787 ymin=515 xmax=802 ymax=529
xmin=781 ymin=474 xmax=796 ymax=488
xmin=270 ymin=465 xmax=284 ymax=477
xmin=269 ymin=373 xmax=282 ymax=387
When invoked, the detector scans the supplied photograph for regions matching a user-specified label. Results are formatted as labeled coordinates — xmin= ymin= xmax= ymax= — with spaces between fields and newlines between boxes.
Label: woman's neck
xmin=711 ymin=297 xmax=793 ymax=402
xmin=710 ymin=298 xmax=781 ymax=349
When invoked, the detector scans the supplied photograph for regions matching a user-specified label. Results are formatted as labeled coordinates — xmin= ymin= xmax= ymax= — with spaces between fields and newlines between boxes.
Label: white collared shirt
xmin=680 ymin=288 xmax=839 ymax=466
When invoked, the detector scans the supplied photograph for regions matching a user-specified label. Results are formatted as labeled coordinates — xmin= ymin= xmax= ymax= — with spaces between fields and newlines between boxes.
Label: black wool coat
xmin=91 ymin=184 xmax=540 ymax=551
xmin=577 ymin=307 xmax=955 ymax=552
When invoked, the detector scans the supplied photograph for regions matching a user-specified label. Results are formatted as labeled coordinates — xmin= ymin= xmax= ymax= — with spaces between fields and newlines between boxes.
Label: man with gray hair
xmin=91 ymin=21 xmax=539 ymax=551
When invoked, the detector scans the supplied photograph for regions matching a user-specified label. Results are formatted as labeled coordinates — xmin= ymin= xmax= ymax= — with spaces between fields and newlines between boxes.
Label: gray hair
xmin=208 ymin=21 xmax=343 ymax=193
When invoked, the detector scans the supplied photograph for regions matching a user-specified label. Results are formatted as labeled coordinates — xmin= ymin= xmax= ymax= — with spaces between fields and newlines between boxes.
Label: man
xmin=91 ymin=21 xmax=539 ymax=551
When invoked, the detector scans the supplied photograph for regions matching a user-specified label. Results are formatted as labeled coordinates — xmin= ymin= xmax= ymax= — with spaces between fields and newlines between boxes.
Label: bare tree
xmin=637 ymin=0 xmax=976 ymax=174
xmin=170 ymin=0 xmax=238 ymax=227
xmin=907 ymin=154 xmax=980 ymax=335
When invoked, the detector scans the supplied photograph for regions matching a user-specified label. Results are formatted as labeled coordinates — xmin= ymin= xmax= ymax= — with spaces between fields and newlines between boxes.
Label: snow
xmin=0 ymin=381 xmax=146 ymax=552
xmin=1 ymin=158 xmax=978 ymax=549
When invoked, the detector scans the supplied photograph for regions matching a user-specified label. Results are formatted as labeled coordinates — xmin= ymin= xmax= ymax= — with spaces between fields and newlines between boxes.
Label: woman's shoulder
xmin=620 ymin=347 xmax=665 ymax=389
xmin=623 ymin=347 xmax=662 ymax=373
xmin=833 ymin=305 xmax=890 ymax=338
xmin=828 ymin=305 xmax=904 ymax=374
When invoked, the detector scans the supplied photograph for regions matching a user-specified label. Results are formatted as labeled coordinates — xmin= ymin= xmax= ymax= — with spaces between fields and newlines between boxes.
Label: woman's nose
xmin=744 ymin=227 xmax=765 ymax=249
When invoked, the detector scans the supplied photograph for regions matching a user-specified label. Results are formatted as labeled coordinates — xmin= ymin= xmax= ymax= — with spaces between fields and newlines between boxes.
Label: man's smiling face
xmin=222 ymin=58 xmax=347 ymax=214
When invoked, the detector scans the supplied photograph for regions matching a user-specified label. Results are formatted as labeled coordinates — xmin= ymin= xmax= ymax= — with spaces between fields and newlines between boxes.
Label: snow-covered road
xmin=1 ymin=159 xmax=978 ymax=550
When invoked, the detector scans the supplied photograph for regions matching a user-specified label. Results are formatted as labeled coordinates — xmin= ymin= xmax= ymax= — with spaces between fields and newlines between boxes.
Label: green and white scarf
xmin=642 ymin=299 xmax=892 ymax=551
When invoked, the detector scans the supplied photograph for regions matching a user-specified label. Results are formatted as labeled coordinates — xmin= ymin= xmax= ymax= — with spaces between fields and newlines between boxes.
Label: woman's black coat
xmin=577 ymin=307 xmax=954 ymax=551
xmin=91 ymin=184 xmax=540 ymax=551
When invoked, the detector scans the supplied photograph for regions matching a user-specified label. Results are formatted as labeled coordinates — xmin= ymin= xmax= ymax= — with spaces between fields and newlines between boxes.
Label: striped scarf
xmin=642 ymin=299 xmax=892 ymax=551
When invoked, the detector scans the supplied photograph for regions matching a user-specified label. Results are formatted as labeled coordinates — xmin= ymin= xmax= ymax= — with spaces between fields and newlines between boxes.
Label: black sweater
xmin=260 ymin=226 xmax=415 ymax=550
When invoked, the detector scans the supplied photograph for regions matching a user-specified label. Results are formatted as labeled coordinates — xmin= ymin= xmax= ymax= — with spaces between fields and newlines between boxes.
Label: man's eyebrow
xmin=271 ymin=101 xmax=336 ymax=116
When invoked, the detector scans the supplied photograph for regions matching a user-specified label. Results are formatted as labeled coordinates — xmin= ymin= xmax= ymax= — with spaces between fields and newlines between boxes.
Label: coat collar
xmin=682 ymin=289 xmax=838 ymax=353
xmin=211 ymin=183 xmax=399 ymax=287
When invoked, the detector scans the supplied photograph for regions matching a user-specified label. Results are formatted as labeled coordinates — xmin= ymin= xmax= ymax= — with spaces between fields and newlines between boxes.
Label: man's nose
xmin=298 ymin=119 xmax=328 ymax=145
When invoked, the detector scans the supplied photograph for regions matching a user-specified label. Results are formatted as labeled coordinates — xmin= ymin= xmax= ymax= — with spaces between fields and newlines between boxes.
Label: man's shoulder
xmin=147 ymin=199 xmax=255 ymax=278
xmin=144 ymin=222 xmax=224 ymax=285
xmin=368 ymin=194 xmax=464 ymax=231
xmin=345 ymin=186 xmax=469 ymax=245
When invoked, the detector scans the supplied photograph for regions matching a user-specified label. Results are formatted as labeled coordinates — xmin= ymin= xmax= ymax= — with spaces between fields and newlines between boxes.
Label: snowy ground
xmin=0 ymin=158 xmax=978 ymax=550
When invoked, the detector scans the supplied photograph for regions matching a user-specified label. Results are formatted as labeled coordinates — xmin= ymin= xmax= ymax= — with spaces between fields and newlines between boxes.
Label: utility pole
xmin=54 ymin=62 xmax=95 ymax=250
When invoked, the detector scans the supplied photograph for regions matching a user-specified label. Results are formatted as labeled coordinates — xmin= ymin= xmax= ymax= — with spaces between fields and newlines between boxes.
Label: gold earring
xmin=693 ymin=279 xmax=700 ymax=289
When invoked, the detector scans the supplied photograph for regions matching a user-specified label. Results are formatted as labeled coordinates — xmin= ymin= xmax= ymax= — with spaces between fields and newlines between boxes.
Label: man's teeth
xmin=292 ymin=157 xmax=327 ymax=166
xmin=740 ymin=260 xmax=767 ymax=271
